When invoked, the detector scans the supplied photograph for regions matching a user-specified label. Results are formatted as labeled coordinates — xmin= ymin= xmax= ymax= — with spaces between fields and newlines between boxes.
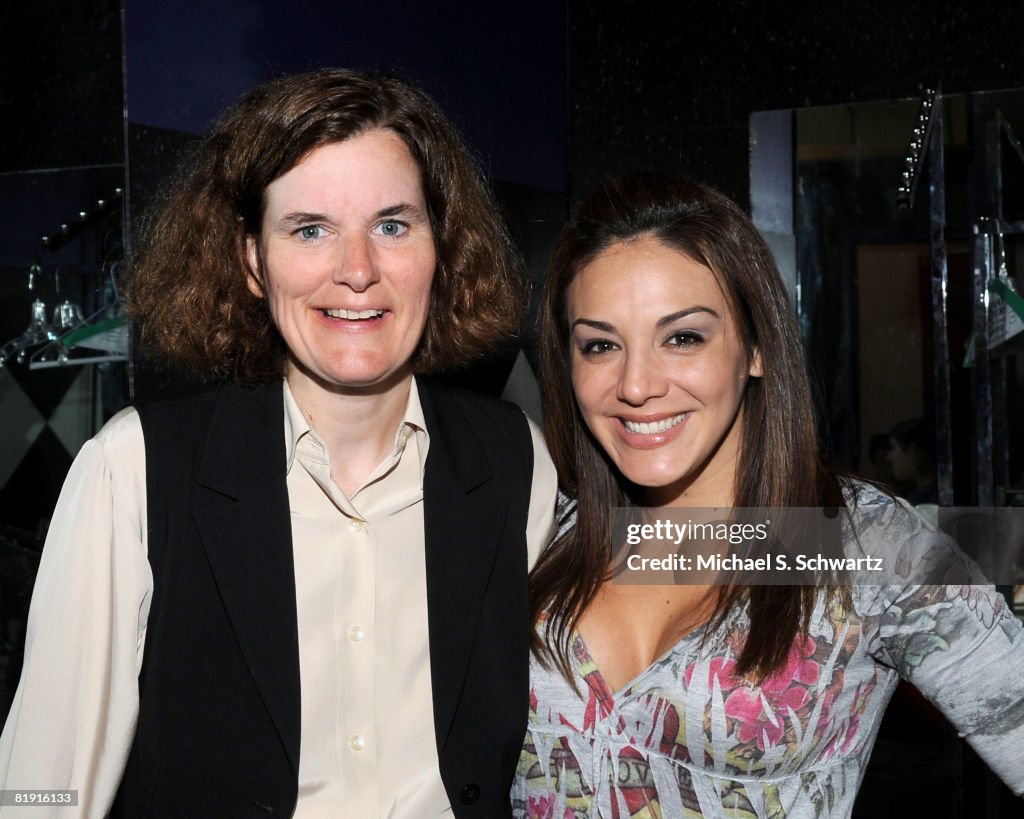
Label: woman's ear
xmin=245 ymin=235 xmax=265 ymax=298
xmin=748 ymin=347 xmax=763 ymax=378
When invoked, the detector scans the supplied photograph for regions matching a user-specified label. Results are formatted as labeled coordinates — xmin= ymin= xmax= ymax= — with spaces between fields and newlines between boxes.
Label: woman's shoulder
xmin=55 ymin=406 xmax=146 ymax=526
xmin=416 ymin=379 xmax=540 ymax=473
xmin=91 ymin=405 xmax=144 ymax=459
xmin=87 ymin=387 xmax=240 ymax=481
xmin=840 ymin=476 xmax=896 ymax=510
xmin=840 ymin=477 xmax=930 ymax=538
xmin=417 ymin=378 xmax=526 ymax=426
xmin=839 ymin=478 xmax=1012 ymax=621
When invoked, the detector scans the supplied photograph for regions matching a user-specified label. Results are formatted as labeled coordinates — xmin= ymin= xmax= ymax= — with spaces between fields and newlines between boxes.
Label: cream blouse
xmin=0 ymin=378 xmax=558 ymax=818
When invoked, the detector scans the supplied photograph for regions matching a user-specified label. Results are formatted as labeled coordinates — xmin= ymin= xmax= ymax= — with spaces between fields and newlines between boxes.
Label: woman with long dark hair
xmin=513 ymin=174 xmax=1023 ymax=817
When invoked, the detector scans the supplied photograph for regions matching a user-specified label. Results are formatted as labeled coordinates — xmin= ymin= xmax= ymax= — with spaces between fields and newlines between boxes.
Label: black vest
xmin=112 ymin=380 xmax=533 ymax=817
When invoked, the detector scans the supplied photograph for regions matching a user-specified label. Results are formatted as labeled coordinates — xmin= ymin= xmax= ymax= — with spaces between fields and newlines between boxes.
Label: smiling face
xmin=567 ymin=235 xmax=761 ymax=507
xmin=246 ymin=128 xmax=436 ymax=399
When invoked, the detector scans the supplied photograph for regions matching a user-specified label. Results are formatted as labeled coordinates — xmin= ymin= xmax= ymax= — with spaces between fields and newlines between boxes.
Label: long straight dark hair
xmin=531 ymin=174 xmax=842 ymax=681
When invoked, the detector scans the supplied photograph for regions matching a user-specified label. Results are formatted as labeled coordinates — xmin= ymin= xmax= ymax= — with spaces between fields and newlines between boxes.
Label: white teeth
xmin=624 ymin=414 xmax=686 ymax=435
xmin=324 ymin=308 xmax=384 ymax=320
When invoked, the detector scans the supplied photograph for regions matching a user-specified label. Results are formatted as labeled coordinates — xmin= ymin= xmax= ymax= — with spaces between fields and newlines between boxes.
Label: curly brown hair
xmin=127 ymin=68 xmax=526 ymax=384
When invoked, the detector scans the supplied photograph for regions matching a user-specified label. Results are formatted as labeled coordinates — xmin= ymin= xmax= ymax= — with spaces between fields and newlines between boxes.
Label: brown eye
xmin=579 ymin=339 xmax=616 ymax=355
xmin=667 ymin=331 xmax=704 ymax=348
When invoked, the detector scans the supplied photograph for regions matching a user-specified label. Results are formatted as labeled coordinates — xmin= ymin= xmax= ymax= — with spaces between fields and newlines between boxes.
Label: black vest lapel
xmin=419 ymin=382 xmax=506 ymax=749
xmin=191 ymin=383 xmax=301 ymax=774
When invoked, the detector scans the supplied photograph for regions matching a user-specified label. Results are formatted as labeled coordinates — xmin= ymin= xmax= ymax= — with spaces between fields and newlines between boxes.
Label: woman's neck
xmin=286 ymin=364 xmax=414 ymax=497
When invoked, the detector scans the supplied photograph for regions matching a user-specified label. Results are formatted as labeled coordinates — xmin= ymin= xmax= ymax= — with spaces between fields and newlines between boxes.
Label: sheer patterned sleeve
xmin=852 ymin=489 xmax=1024 ymax=795
xmin=0 ymin=408 xmax=152 ymax=817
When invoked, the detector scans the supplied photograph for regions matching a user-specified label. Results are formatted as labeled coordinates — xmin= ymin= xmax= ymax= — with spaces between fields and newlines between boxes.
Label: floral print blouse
xmin=512 ymin=485 xmax=1024 ymax=818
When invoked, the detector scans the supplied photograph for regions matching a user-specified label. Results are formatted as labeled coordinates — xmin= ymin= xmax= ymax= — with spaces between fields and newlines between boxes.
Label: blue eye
xmin=377 ymin=219 xmax=407 ymax=237
xmin=297 ymin=224 xmax=327 ymax=241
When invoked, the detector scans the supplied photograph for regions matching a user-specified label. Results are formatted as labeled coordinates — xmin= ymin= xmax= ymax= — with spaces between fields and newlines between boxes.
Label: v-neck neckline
xmin=574 ymin=620 xmax=714 ymax=700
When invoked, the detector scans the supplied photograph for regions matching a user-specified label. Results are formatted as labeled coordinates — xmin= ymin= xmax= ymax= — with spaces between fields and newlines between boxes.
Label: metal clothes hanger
xmin=0 ymin=264 xmax=59 ymax=368
xmin=29 ymin=262 xmax=127 ymax=370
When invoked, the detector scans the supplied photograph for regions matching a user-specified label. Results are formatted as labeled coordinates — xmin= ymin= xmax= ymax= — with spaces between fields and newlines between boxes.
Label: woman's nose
xmin=617 ymin=349 xmax=669 ymax=406
xmin=332 ymin=234 xmax=381 ymax=291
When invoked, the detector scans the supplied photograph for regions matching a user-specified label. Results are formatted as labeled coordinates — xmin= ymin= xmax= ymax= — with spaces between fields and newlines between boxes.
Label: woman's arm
xmin=858 ymin=495 xmax=1024 ymax=795
xmin=0 ymin=408 xmax=151 ymax=817
xmin=525 ymin=416 xmax=559 ymax=569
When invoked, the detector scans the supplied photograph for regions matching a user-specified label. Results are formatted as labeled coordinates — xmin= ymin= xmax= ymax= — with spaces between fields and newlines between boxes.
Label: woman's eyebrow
xmin=656 ymin=306 xmax=720 ymax=327
xmin=571 ymin=306 xmax=721 ymax=333
xmin=277 ymin=211 xmax=329 ymax=228
xmin=273 ymin=203 xmax=427 ymax=228
xmin=571 ymin=317 xmax=615 ymax=332
xmin=375 ymin=202 xmax=425 ymax=219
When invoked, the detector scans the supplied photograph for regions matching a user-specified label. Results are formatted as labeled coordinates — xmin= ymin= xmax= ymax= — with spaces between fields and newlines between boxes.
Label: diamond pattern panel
xmin=0 ymin=370 xmax=46 ymax=489
xmin=48 ymin=367 xmax=94 ymax=461
xmin=0 ymin=427 xmax=74 ymax=533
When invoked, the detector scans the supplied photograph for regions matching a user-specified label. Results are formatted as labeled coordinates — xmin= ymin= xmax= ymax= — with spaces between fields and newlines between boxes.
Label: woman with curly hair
xmin=513 ymin=173 xmax=1023 ymax=817
xmin=0 ymin=69 xmax=556 ymax=818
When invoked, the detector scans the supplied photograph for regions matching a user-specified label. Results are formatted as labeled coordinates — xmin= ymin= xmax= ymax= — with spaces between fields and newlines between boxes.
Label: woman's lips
xmin=614 ymin=412 xmax=689 ymax=448
xmin=321 ymin=307 xmax=384 ymax=320
xmin=621 ymin=412 xmax=687 ymax=435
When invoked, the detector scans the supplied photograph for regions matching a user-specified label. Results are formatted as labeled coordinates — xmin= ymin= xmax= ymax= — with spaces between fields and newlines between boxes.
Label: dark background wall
xmin=124 ymin=0 xmax=568 ymax=198
xmin=0 ymin=1 xmax=122 ymax=173
xmin=7 ymin=3 xmax=1024 ymax=230
xmin=568 ymin=1 xmax=1024 ymax=207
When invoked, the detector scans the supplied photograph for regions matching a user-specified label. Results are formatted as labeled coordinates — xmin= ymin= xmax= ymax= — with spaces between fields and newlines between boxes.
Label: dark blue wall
xmin=124 ymin=0 xmax=568 ymax=192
